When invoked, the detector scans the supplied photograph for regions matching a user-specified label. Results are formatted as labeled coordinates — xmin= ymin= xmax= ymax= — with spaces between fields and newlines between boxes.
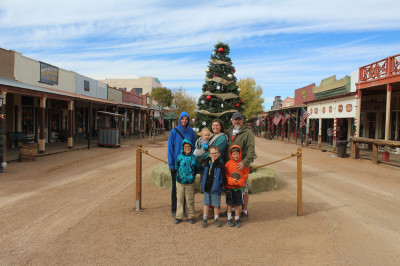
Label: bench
xmin=7 ymin=132 xmax=35 ymax=147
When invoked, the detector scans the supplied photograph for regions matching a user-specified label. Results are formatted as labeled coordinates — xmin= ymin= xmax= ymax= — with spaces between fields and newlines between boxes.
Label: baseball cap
xmin=232 ymin=112 xmax=244 ymax=120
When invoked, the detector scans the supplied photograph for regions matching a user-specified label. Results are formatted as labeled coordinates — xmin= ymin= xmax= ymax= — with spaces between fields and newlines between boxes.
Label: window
xmin=84 ymin=80 xmax=90 ymax=91
xmin=22 ymin=107 xmax=34 ymax=134
xmin=146 ymin=96 xmax=150 ymax=105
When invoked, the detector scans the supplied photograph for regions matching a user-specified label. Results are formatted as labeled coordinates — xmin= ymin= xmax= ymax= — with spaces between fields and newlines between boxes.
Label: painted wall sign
xmin=302 ymin=90 xmax=307 ymax=99
xmin=315 ymin=108 xmax=318 ymax=114
xmin=322 ymin=106 xmax=326 ymax=113
xmin=39 ymin=62 xmax=59 ymax=85
xmin=346 ymin=104 xmax=353 ymax=112
xmin=338 ymin=104 xmax=343 ymax=112
xmin=329 ymin=106 xmax=332 ymax=113
xmin=310 ymin=108 xmax=313 ymax=114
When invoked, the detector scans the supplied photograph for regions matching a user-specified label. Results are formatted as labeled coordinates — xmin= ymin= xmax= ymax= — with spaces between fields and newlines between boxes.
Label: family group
xmin=167 ymin=111 xmax=256 ymax=228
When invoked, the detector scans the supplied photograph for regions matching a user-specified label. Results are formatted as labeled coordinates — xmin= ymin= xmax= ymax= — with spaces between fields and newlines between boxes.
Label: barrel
xmin=261 ymin=131 xmax=266 ymax=138
xmin=19 ymin=143 xmax=38 ymax=162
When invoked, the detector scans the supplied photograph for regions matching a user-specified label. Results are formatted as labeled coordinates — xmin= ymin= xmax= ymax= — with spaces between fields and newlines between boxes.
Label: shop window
xmin=22 ymin=107 xmax=34 ymax=134
xmin=84 ymin=80 xmax=90 ymax=91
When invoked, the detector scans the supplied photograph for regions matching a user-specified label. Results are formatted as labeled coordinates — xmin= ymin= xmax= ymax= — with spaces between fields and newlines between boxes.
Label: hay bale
xmin=247 ymin=167 xmax=277 ymax=193
xmin=151 ymin=163 xmax=278 ymax=194
xmin=151 ymin=163 xmax=202 ymax=192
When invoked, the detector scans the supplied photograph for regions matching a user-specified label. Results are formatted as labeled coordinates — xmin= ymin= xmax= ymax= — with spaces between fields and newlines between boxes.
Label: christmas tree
xmin=193 ymin=42 xmax=244 ymax=132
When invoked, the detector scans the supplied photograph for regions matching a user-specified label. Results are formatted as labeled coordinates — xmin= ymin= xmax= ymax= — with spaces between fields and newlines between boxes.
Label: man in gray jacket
xmin=226 ymin=112 xmax=256 ymax=221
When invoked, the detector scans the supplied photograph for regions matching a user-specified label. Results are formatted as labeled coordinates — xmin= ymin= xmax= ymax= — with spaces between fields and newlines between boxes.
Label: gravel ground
xmin=0 ymin=135 xmax=399 ymax=265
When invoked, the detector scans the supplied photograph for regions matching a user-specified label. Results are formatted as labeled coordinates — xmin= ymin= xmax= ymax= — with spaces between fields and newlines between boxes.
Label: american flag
xmin=281 ymin=112 xmax=290 ymax=125
xmin=256 ymin=116 xmax=261 ymax=126
xmin=300 ymin=107 xmax=310 ymax=128
xmin=273 ymin=112 xmax=282 ymax=126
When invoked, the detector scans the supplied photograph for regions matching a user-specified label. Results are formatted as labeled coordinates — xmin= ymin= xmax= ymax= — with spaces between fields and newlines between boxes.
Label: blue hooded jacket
xmin=167 ymin=111 xmax=197 ymax=170
xmin=174 ymin=139 xmax=201 ymax=184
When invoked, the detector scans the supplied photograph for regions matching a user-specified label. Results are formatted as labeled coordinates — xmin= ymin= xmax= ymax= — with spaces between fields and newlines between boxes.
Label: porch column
xmin=68 ymin=100 xmax=74 ymax=149
xmin=124 ymin=108 xmax=127 ymax=138
xmin=333 ymin=118 xmax=337 ymax=151
xmin=147 ymin=110 xmax=151 ymax=137
xmin=305 ymin=118 xmax=309 ymax=147
xmin=88 ymin=103 xmax=92 ymax=148
xmin=318 ymin=117 xmax=322 ymax=149
xmin=287 ymin=111 xmax=290 ymax=143
xmin=295 ymin=109 xmax=298 ymax=143
xmin=138 ymin=110 xmax=141 ymax=137
xmin=39 ymin=97 xmax=46 ymax=154
xmin=1 ymin=92 xmax=7 ymax=166
xmin=382 ymin=84 xmax=392 ymax=162
xmin=356 ymin=89 xmax=362 ymax=137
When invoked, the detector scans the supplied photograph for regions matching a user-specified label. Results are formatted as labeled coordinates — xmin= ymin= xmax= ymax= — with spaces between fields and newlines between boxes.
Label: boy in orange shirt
xmin=225 ymin=145 xmax=249 ymax=228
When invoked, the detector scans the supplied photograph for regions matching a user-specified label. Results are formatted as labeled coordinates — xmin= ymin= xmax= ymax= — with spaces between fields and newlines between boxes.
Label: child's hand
xmin=201 ymin=144 xmax=208 ymax=149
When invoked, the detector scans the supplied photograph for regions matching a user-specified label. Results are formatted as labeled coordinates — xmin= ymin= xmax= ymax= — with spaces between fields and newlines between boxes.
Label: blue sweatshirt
xmin=167 ymin=111 xmax=197 ymax=170
xmin=175 ymin=139 xmax=201 ymax=184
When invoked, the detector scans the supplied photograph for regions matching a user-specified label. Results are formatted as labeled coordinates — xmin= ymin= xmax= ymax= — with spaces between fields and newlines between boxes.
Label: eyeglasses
xmin=210 ymin=152 xmax=219 ymax=155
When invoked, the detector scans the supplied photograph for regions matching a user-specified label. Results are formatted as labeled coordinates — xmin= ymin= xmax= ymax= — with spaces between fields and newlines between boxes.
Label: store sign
xmin=40 ymin=62 xmax=59 ymax=85
xmin=302 ymin=90 xmax=307 ymax=99
xmin=346 ymin=104 xmax=353 ymax=112
xmin=338 ymin=104 xmax=343 ymax=112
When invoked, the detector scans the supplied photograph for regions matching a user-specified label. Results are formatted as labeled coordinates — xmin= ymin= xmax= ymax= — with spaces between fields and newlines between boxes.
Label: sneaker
xmin=240 ymin=211 xmax=249 ymax=222
xmin=174 ymin=219 xmax=182 ymax=224
xmin=188 ymin=218 xmax=195 ymax=224
xmin=227 ymin=219 xmax=234 ymax=227
xmin=202 ymin=219 xmax=208 ymax=228
xmin=235 ymin=220 xmax=241 ymax=228
xmin=214 ymin=218 xmax=222 ymax=227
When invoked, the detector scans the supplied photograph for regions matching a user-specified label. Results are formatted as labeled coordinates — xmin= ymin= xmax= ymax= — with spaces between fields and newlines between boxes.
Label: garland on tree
xmin=193 ymin=42 xmax=244 ymax=131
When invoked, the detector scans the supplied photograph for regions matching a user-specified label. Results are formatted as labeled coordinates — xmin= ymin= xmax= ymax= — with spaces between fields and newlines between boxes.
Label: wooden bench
xmin=7 ymin=132 xmax=34 ymax=147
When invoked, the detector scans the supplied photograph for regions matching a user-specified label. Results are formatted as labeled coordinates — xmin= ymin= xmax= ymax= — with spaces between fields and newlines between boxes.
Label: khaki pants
xmin=176 ymin=182 xmax=195 ymax=219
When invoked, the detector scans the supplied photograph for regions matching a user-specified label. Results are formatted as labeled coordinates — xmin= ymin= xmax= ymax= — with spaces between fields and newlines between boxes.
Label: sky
xmin=1 ymin=0 xmax=400 ymax=109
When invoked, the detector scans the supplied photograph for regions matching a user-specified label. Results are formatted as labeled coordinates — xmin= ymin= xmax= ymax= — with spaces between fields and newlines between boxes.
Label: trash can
xmin=336 ymin=141 xmax=348 ymax=158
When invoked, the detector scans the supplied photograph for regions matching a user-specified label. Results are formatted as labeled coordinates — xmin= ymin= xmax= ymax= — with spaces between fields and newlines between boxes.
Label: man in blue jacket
xmin=167 ymin=111 xmax=197 ymax=217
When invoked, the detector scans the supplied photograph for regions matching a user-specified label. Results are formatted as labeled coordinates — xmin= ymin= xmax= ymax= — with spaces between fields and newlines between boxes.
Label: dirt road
xmin=0 ymin=136 xmax=399 ymax=265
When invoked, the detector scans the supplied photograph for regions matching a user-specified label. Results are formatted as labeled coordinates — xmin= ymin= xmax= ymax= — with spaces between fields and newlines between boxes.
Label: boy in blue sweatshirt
xmin=174 ymin=139 xmax=201 ymax=224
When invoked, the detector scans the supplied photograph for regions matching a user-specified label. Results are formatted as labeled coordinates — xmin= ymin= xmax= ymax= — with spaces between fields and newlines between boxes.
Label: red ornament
xmin=206 ymin=86 xmax=209 ymax=91
xmin=218 ymin=47 xmax=224 ymax=53
xmin=195 ymin=118 xmax=198 ymax=121
xmin=213 ymin=74 xmax=217 ymax=78
xmin=235 ymin=103 xmax=240 ymax=108
xmin=233 ymin=68 xmax=236 ymax=73
xmin=239 ymin=99 xmax=243 ymax=103
xmin=206 ymin=95 xmax=212 ymax=101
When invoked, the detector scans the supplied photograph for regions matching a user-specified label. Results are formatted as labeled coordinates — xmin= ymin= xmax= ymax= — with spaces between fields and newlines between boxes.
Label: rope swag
xmin=198 ymin=109 xmax=237 ymax=117
xmin=203 ymin=91 xmax=239 ymax=100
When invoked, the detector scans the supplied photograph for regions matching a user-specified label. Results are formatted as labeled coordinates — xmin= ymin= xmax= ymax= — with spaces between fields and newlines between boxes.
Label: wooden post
xmin=297 ymin=148 xmax=303 ymax=216
xmin=136 ymin=145 xmax=142 ymax=211
xmin=372 ymin=144 xmax=378 ymax=164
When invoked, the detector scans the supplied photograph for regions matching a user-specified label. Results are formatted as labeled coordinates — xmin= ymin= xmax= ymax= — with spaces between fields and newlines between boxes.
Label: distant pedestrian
xmin=327 ymin=125 xmax=333 ymax=146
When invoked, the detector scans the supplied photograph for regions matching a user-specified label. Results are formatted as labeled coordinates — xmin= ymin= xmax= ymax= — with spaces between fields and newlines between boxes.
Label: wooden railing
xmin=350 ymin=137 xmax=400 ymax=164
xmin=359 ymin=54 xmax=400 ymax=83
